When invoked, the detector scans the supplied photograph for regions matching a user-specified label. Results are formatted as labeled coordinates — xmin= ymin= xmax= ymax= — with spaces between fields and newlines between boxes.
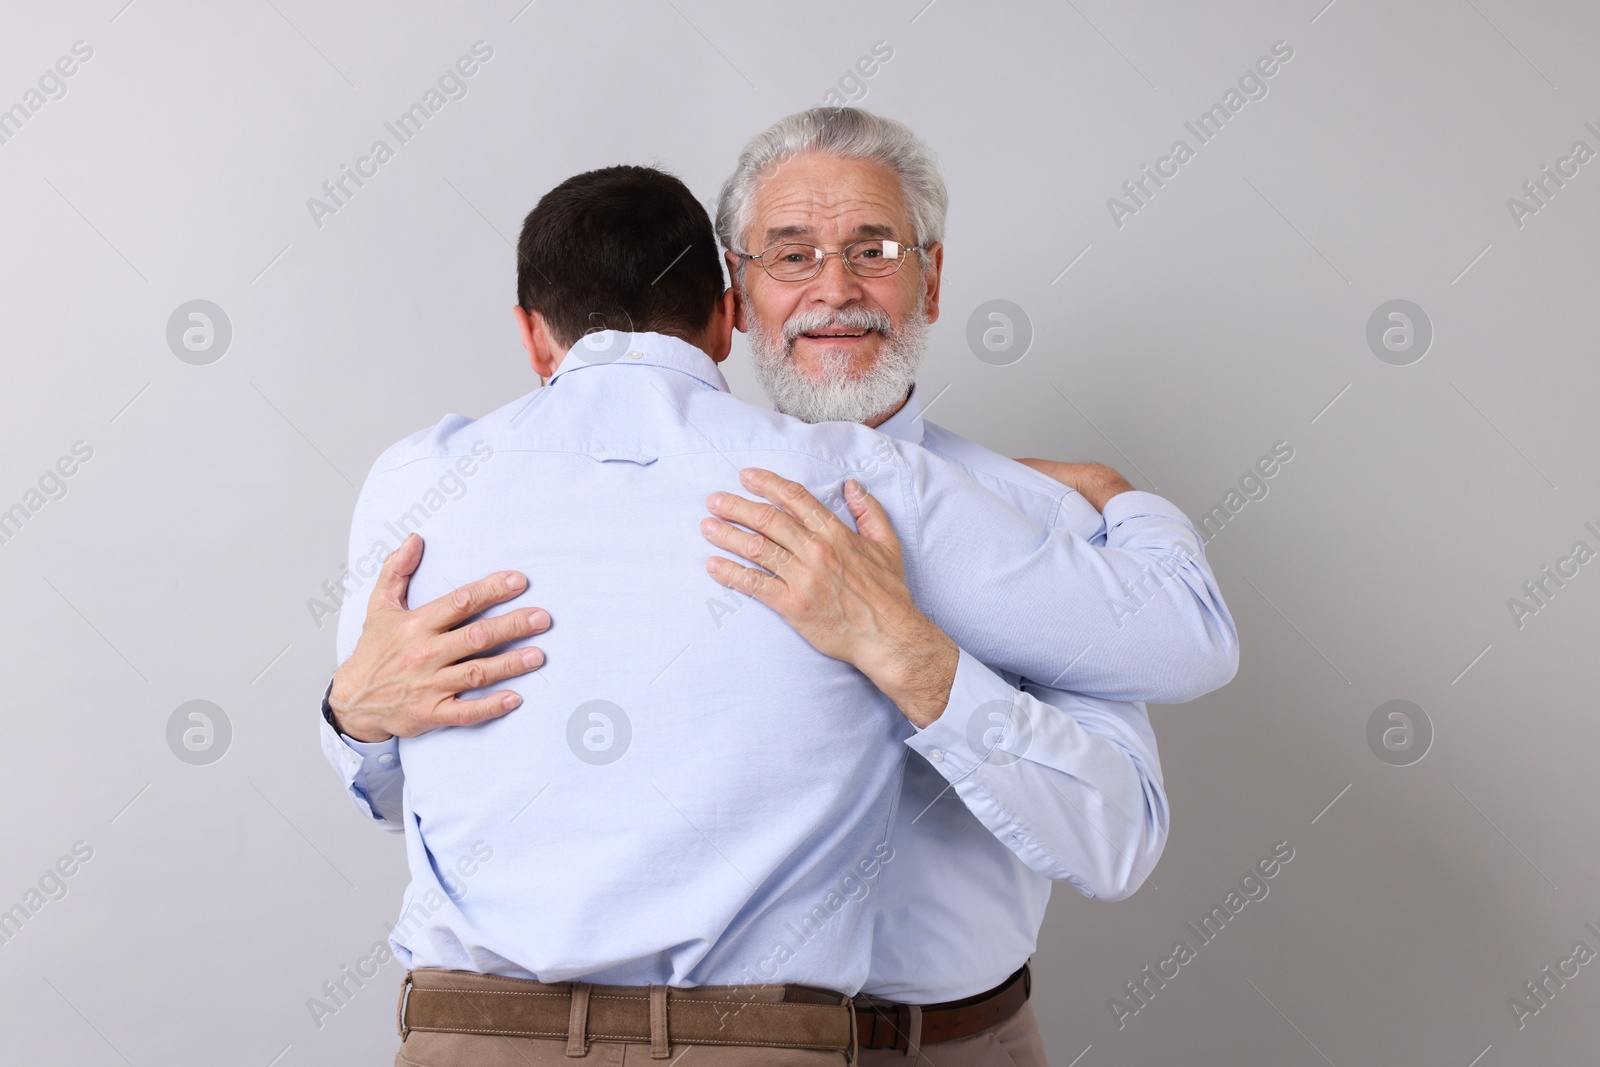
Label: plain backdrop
xmin=2 ymin=1 xmax=1598 ymax=1064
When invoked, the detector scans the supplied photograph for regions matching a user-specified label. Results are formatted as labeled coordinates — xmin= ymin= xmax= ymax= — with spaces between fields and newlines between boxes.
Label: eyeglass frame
xmin=730 ymin=238 xmax=927 ymax=282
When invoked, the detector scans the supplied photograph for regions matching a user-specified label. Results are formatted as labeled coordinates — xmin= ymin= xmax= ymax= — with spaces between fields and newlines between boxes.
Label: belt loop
xmin=397 ymin=972 xmax=414 ymax=1040
xmin=649 ymin=984 xmax=670 ymax=1059
xmin=1023 ymin=961 xmax=1032 ymax=999
xmin=565 ymin=982 xmax=591 ymax=1057
xmin=902 ymin=1004 xmax=923 ymax=1061
xmin=845 ymin=995 xmax=859 ymax=1067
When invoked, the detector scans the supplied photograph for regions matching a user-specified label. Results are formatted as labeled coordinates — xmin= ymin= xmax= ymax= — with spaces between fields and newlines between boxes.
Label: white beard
xmin=748 ymin=297 xmax=928 ymax=425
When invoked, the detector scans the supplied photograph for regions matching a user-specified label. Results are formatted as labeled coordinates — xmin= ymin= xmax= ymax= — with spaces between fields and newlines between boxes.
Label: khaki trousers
xmin=857 ymin=1002 xmax=1048 ymax=1067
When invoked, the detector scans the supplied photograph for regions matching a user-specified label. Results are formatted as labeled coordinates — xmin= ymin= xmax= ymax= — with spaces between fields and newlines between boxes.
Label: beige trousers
xmin=857 ymin=1002 xmax=1048 ymax=1067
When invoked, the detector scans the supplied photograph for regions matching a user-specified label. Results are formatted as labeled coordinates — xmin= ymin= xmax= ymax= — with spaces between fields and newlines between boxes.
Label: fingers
xmin=442 ymin=643 xmax=546 ymax=695
xmin=843 ymin=480 xmax=901 ymax=549
xmin=438 ymin=606 xmax=550 ymax=668
xmin=705 ymin=555 xmax=785 ymax=606
xmin=700 ymin=517 xmax=795 ymax=572
xmin=417 ymin=570 xmax=530 ymax=634
xmin=739 ymin=468 xmax=843 ymax=534
xmin=425 ymin=690 xmax=524 ymax=730
xmin=369 ymin=533 xmax=424 ymax=613
xmin=706 ymin=490 xmax=812 ymax=555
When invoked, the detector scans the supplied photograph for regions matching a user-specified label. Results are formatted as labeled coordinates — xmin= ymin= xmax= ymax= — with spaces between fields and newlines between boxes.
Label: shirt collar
xmin=872 ymin=384 xmax=926 ymax=445
xmin=548 ymin=330 xmax=731 ymax=393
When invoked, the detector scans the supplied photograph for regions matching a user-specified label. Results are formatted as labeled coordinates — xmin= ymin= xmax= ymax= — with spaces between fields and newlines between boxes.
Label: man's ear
xmin=920 ymin=242 xmax=944 ymax=325
xmin=512 ymin=305 xmax=565 ymax=379
xmin=724 ymin=251 xmax=752 ymax=334
xmin=702 ymin=288 xmax=737 ymax=363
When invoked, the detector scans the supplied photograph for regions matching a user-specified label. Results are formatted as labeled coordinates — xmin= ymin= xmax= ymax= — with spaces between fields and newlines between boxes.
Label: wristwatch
xmin=321 ymin=678 xmax=343 ymax=733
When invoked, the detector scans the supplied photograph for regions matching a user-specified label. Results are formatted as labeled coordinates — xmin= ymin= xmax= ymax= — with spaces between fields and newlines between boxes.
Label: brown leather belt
xmin=853 ymin=963 xmax=1031 ymax=1050
xmin=398 ymin=969 xmax=857 ymax=1059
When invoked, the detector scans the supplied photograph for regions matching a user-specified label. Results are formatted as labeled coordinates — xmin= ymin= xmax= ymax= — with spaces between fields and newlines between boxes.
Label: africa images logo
xmin=1106 ymin=40 xmax=1295 ymax=229
xmin=305 ymin=41 xmax=494 ymax=229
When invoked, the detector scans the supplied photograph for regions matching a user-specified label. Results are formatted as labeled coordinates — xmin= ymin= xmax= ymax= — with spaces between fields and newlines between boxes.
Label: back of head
xmin=515 ymin=165 xmax=725 ymax=349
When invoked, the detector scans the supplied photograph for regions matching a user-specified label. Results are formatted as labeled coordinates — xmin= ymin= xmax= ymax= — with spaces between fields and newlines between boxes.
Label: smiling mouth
xmin=799 ymin=329 xmax=874 ymax=340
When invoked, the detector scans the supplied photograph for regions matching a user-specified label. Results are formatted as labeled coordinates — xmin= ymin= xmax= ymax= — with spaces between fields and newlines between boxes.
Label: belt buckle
xmin=397 ymin=972 xmax=414 ymax=1039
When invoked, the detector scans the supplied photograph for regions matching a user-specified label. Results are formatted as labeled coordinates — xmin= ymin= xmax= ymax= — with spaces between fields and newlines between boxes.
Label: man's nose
xmin=805 ymin=252 xmax=866 ymax=306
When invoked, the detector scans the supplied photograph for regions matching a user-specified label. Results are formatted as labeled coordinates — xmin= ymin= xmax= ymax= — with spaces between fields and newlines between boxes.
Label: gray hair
xmin=715 ymin=108 xmax=948 ymax=255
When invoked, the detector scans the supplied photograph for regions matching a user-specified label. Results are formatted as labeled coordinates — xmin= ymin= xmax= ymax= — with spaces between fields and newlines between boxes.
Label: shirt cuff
xmin=903 ymin=648 xmax=1022 ymax=778
xmin=318 ymin=712 xmax=398 ymax=779
xmin=319 ymin=677 xmax=400 ymax=773
xmin=1101 ymin=489 xmax=1194 ymax=530
xmin=347 ymin=732 xmax=400 ymax=768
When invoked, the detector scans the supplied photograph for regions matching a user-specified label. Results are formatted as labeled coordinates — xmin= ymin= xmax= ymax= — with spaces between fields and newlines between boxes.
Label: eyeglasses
xmin=733 ymin=239 xmax=923 ymax=282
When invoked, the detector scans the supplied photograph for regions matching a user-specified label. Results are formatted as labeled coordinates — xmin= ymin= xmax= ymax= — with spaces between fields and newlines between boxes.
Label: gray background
xmin=2 ymin=0 xmax=1597 ymax=1063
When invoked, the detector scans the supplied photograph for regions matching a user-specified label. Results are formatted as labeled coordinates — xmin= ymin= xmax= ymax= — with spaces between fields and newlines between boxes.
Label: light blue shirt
xmin=864 ymin=391 xmax=1185 ymax=1002
xmin=324 ymin=332 xmax=1237 ymax=998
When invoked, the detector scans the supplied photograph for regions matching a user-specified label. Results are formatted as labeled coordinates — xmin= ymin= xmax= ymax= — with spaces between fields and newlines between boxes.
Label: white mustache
xmin=781 ymin=305 xmax=895 ymax=344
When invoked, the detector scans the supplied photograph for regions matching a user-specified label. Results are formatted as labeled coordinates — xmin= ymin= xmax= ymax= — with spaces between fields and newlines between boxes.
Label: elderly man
xmin=324 ymin=109 xmax=1235 ymax=1064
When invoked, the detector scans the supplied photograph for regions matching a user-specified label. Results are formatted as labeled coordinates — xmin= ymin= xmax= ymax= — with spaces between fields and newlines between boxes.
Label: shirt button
xmin=378 ymin=754 xmax=395 ymax=764
xmin=626 ymin=350 xmax=645 ymax=359
xmin=929 ymin=749 xmax=944 ymax=762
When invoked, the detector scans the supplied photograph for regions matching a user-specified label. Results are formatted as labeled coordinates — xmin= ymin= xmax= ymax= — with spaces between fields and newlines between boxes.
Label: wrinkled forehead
xmin=747 ymin=153 xmax=912 ymax=248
